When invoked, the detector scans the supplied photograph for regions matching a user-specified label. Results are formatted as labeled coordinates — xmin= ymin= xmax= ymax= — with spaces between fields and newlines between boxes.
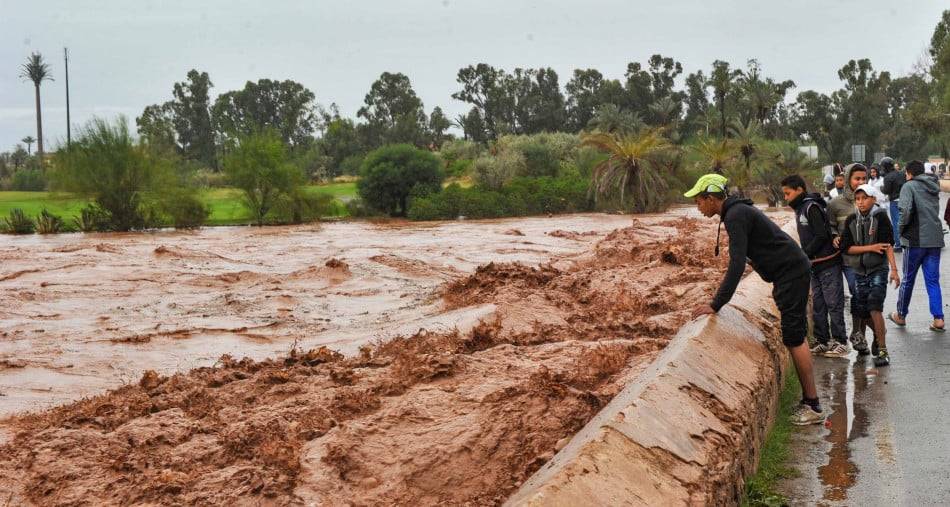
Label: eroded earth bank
xmin=0 ymin=212 xmax=735 ymax=505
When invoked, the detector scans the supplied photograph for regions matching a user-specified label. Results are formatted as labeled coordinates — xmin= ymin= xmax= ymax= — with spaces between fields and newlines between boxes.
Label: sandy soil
xmin=0 ymin=210 xmax=748 ymax=505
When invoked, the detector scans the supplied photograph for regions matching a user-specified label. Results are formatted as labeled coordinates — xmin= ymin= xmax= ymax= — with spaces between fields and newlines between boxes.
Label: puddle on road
xmin=817 ymin=357 xmax=876 ymax=501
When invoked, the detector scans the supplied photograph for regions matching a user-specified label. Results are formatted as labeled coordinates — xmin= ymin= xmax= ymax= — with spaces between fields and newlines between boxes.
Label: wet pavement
xmin=779 ymin=195 xmax=950 ymax=505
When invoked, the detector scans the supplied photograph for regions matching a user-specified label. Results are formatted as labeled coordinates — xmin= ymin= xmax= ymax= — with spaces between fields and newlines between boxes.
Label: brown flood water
xmin=0 ymin=213 xmax=652 ymax=419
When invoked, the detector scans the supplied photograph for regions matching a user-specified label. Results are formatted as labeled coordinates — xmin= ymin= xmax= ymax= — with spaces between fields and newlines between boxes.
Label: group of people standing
xmin=686 ymin=157 xmax=946 ymax=426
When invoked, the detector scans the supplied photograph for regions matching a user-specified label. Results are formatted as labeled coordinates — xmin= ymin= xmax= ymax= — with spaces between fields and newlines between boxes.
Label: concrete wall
xmin=506 ymin=273 xmax=788 ymax=506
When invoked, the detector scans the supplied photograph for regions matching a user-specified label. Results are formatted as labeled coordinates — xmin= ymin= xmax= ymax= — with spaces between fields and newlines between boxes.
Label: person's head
xmin=906 ymin=160 xmax=925 ymax=180
xmin=845 ymin=163 xmax=867 ymax=191
xmin=684 ymin=173 xmax=729 ymax=218
xmin=870 ymin=165 xmax=880 ymax=179
xmin=834 ymin=174 xmax=845 ymax=189
xmin=832 ymin=162 xmax=844 ymax=177
xmin=780 ymin=174 xmax=807 ymax=204
xmin=880 ymin=156 xmax=895 ymax=174
xmin=853 ymin=185 xmax=877 ymax=214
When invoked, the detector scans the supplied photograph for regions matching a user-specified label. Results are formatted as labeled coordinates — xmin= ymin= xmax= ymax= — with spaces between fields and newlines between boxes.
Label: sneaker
xmin=823 ymin=342 xmax=850 ymax=358
xmin=851 ymin=335 xmax=870 ymax=356
xmin=874 ymin=349 xmax=890 ymax=367
xmin=790 ymin=403 xmax=825 ymax=426
xmin=810 ymin=342 xmax=831 ymax=355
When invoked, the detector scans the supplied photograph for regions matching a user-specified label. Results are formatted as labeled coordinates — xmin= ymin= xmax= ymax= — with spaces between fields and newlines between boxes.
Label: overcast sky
xmin=1 ymin=0 xmax=947 ymax=151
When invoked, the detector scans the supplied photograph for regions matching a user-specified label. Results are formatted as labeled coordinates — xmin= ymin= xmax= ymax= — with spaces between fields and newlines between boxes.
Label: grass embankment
xmin=0 ymin=182 xmax=357 ymax=227
xmin=742 ymin=367 xmax=800 ymax=506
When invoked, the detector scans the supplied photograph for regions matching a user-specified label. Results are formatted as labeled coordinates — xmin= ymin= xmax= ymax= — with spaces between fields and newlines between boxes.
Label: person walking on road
xmin=880 ymin=157 xmax=905 ymax=252
xmin=840 ymin=184 xmax=901 ymax=366
xmin=782 ymin=175 xmax=850 ymax=357
xmin=687 ymin=174 xmax=824 ymax=425
xmin=827 ymin=163 xmax=869 ymax=345
xmin=890 ymin=160 xmax=945 ymax=332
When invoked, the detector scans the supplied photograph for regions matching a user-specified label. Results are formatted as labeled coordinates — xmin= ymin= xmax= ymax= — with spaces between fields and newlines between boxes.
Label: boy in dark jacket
xmin=687 ymin=174 xmax=823 ymax=425
xmin=840 ymin=185 xmax=900 ymax=366
xmin=781 ymin=175 xmax=850 ymax=357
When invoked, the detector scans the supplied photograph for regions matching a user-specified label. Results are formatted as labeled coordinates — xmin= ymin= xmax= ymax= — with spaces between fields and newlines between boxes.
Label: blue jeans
xmin=854 ymin=269 xmax=889 ymax=318
xmin=842 ymin=265 xmax=857 ymax=308
xmin=889 ymin=201 xmax=902 ymax=249
xmin=896 ymin=247 xmax=944 ymax=319
xmin=811 ymin=265 xmax=847 ymax=344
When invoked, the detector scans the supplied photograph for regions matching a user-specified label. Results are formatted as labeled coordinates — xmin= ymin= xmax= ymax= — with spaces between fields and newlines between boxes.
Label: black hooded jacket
xmin=789 ymin=192 xmax=839 ymax=273
xmin=711 ymin=196 xmax=811 ymax=312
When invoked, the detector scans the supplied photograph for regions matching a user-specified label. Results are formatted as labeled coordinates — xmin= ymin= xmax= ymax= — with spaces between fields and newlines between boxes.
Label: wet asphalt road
xmin=779 ymin=194 xmax=950 ymax=505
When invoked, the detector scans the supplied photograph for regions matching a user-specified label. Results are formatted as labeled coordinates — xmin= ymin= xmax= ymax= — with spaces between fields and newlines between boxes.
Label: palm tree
xmin=648 ymin=96 xmax=681 ymax=127
xmin=581 ymin=128 xmax=675 ymax=212
xmin=692 ymin=136 xmax=736 ymax=175
xmin=586 ymin=104 xmax=644 ymax=135
xmin=710 ymin=60 xmax=740 ymax=138
xmin=729 ymin=119 xmax=762 ymax=193
xmin=21 ymin=136 xmax=35 ymax=155
xmin=20 ymin=53 xmax=53 ymax=159
xmin=759 ymin=146 xmax=818 ymax=207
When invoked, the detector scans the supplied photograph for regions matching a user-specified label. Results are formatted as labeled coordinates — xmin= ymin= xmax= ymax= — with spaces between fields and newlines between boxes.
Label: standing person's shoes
xmin=823 ymin=342 xmax=850 ymax=358
xmin=790 ymin=403 xmax=825 ymax=425
xmin=851 ymin=334 xmax=870 ymax=355
xmin=810 ymin=342 xmax=830 ymax=355
xmin=874 ymin=348 xmax=890 ymax=367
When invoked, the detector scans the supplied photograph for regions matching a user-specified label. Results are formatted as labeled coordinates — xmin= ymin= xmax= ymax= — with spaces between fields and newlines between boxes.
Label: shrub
xmin=51 ymin=116 xmax=177 ymax=231
xmin=11 ymin=168 xmax=46 ymax=191
xmin=438 ymin=139 xmax=482 ymax=165
xmin=408 ymin=175 xmax=591 ymax=221
xmin=191 ymin=168 xmax=230 ymax=188
xmin=35 ymin=209 xmax=65 ymax=234
xmin=358 ymin=144 xmax=443 ymax=217
xmin=159 ymin=190 xmax=210 ymax=229
xmin=445 ymin=159 xmax=472 ymax=178
xmin=519 ymin=142 xmax=560 ymax=178
xmin=73 ymin=205 xmax=111 ymax=232
xmin=473 ymin=151 xmax=524 ymax=191
xmin=271 ymin=190 xmax=335 ymax=224
xmin=223 ymin=131 xmax=306 ymax=226
xmin=339 ymin=155 xmax=364 ymax=176
xmin=344 ymin=197 xmax=381 ymax=218
xmin=1 ymin=208 xmax=35 ymax=234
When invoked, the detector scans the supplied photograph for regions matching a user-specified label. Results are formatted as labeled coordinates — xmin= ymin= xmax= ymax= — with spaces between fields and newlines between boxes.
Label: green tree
xmin=136 ymin=103 xmax=177 ymax=150
xmin=581 ymin=128 xmax=674 ymax=212
xmin=213 ymin=79 xmax=317 ymax=149
xmin=586 ymin=104 xmax=644 ymax=135
xmin=565 ymin=68 xmax=625 ymax=132
xmin=729 ymin=119 xmax=761 ymax=193
xmin=170 ymin=70 xmax=217 ymax=167
xmin=20 ymin=53 xmax=53 ymax=158
xmin=357 ymin=72 xmax=428 ymax=148
xmin=358 ymin=144 xmax=443 ymax=216
xmin=317 ymin=107 xmax=363 ymax=177
xmin=223 ymin=131 xmax=305 ymax=226
xmin=683 ymin=71 xmax=710 ymax=136
xmin=760 ymin=145 xmax=818 ymax=207
xmin=52 ymin=117 xmax=176 ymax=231
xmin=427 ymin=106 xmax=453 ymax=147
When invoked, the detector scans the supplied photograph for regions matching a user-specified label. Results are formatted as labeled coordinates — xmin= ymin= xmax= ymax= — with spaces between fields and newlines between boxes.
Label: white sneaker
xmin=790 ymin=403 xmax=825 ymax=426
xmin=823 ymin=342 xmax=850 ymax=358
xmin=810 ymin=342 xmax=830 ymax=355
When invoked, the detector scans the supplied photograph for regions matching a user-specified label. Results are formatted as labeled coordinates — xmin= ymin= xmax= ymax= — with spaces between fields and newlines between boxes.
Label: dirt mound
xmin=502 ymin=228 xmax=525 ymax=236
xmin=286 ymin=258 xmax=352 ymax=284
xmin=370 ymin=254 xmax=458 ymax=279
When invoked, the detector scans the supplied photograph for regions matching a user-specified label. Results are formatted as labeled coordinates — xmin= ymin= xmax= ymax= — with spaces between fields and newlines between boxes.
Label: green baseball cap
xmin=684 ymin=173 xmax=729 ymax=198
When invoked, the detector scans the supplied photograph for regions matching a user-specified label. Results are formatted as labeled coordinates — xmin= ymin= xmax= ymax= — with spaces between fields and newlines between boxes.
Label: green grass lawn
xmin=0 ymin=182 xmax=357 ymax=228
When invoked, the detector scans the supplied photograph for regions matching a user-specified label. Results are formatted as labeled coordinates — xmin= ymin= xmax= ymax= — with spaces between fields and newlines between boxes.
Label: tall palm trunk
xmin=34 ymin=83 xmax=44 ymax=158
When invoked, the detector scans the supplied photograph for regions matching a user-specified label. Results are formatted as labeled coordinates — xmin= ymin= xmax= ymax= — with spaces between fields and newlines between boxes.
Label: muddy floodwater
xmin=0 ymin=213 xmax=652 ymax=418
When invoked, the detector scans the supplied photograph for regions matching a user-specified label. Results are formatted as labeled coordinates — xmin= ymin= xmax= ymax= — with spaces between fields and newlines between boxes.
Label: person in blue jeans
xmin=880 ymin=157 xmax=905 ymax=252
xmin=890 ymin=160 xmax=945 ymax=331
xmin=841 ymin=185 xmax=900 ymax=366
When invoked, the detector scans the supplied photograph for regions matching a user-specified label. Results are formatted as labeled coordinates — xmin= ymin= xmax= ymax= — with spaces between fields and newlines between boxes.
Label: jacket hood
xmin=722 ymin=195 xmax=754 ymax=215
xmin=790 ymin=192 xmax=825 ymax=210
xmin=842 ymin=163 xmax=868 ymax=201
xmin=912 ymin=173 xmax=940 ymax=195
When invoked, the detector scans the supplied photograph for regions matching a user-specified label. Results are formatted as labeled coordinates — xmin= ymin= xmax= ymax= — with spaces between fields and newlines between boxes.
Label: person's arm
xmin=709 ymin=210 xmax=750 ymax=312
xmin=944 ymin=199 xmax=950 ymax=228
xmin=802 ymin=205 xmax=829 ymax=257
xmin=898 ymin=183 xmax=913 ymax=230
xmin=881 ymin=213 xmax=901 ymax=287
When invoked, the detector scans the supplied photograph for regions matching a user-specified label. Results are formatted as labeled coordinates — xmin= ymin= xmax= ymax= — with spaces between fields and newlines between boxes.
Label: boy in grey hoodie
xmin=890 ymin=160 xmax=945 ymax=331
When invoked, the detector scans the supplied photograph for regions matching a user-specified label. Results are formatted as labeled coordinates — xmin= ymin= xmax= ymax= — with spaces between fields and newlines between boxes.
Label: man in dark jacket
xmin=891 ymin=160 xmax=945 ymax=331
xmin=687 ymin=174 xmax=823 ymax=425
xmin=827 ymin=163 xmax=869 ymax=343
xmin=782 ymin=175 xmax=850 ymax=357
xmin=880 ymin=157 xmax=905 ymax=252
